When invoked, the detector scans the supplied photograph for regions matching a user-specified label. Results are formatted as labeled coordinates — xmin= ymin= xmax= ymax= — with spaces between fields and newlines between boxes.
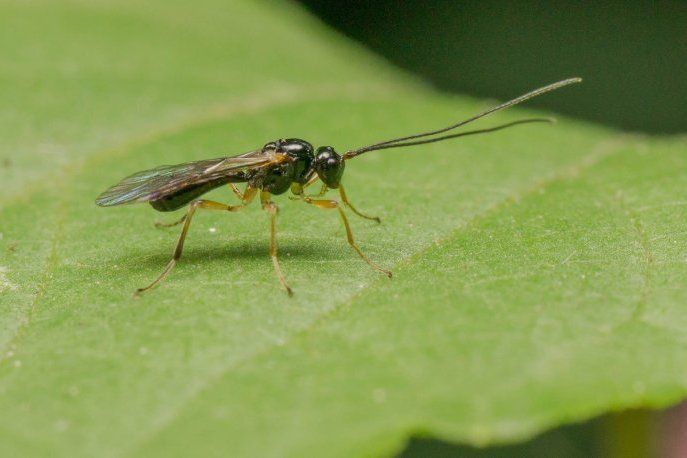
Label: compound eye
xmin=314 ymin=146 xmax=344 ymax=188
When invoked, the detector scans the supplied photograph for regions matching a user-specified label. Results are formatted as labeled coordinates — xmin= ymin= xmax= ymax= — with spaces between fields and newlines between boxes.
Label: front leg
xmin=338 ymin=184 xmax=381 ymax=223
xmin=301 ymin=196 xmax=391 ymax=278
xmin=289 ymin=182 xmax=328 ymax=201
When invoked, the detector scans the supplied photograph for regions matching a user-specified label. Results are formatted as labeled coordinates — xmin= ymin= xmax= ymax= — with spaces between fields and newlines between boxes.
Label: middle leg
xmin=261 ymin=191 xmax=293 ymax=296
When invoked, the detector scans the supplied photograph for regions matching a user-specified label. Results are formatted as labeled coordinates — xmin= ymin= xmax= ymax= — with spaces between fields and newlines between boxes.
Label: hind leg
xmin=154 ymin=185 xmax=256 ymax=228
xmin=137 ymin=188 xmax=257 ymax=295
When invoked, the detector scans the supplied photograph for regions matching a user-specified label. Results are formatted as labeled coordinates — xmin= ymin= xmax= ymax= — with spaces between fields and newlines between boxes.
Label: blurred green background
xmin=296 ymin=2 xmax=686 ymax=456
xmin=298 ymin=0 xmax=687 ymax=134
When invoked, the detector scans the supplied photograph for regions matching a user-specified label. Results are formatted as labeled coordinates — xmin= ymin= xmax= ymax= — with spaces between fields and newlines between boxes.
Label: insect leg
xmin=314 ymin=183 xmax=328 ymax=197
xmin=238 ymin=186 xmax=258 ymax=205
xmin=230 ymin=183 xmax=245 ymax=200
xmin=302 ymin=197 xmax=391 ymax=278
xmin=155 ymin=214 xmax=187 ymax=228
xmin=155 ymin=186 xmax=256 ymax=228
xmin=260 ymin=191 xmax=293 ymax=296
xmin=303 ymin=174 xmax=320 ymax=190
xmin=338 ymin=184 xmax=381 ymax=223
xmin=289 ymin=183 xmax=329 ymax=201
xmin=136 ymin=197 xmax=251 ymax=296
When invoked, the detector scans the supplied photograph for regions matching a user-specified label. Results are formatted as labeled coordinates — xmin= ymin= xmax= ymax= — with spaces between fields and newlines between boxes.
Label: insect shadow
xmin=115 ymin=239 xmax=325 ymax=273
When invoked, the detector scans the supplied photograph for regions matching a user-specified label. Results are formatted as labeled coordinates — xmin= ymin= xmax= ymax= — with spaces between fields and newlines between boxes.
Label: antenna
xmin=343 ymin=77 xmax=581 ymax=159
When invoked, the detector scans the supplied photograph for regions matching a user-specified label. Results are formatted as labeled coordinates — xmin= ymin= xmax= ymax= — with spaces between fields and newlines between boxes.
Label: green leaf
xmin=1 ymin=1 xmax=685 ymax=456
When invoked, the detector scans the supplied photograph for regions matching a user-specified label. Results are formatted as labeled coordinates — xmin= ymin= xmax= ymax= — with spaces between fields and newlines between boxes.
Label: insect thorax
xmin=257 ymin=138 xmax=315 ymax=195
xmin=250 ymin=138 xmax=346 ymax=195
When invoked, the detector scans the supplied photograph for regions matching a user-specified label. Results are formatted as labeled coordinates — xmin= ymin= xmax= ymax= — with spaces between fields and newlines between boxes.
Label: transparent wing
xmin=96 ymin=150 xmax=276 ymax=206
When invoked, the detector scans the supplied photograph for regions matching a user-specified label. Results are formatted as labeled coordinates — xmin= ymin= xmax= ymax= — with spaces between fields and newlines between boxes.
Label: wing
xmin=96 ymin=150 xmax=278 ymax=207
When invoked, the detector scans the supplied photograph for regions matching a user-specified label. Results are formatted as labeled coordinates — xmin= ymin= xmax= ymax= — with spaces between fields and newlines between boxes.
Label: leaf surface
xmin=1 ymin=1 xmax=685 ymax=457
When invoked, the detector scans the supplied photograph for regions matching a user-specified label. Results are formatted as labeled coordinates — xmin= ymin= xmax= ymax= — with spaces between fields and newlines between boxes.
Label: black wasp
xmin=96 ymin=78 xmax=581 ymax=296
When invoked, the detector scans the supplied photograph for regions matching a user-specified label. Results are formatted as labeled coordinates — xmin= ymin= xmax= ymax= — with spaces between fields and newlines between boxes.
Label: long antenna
xmin=359 ymin=118 xmax=554 ymax=152
xmin=343 ymin=77 xmax=581 ymax=159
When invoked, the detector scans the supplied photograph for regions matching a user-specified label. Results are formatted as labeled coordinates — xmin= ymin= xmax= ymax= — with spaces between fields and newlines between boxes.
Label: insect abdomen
xmin=150 ymin=177 xmax=235 ymax=212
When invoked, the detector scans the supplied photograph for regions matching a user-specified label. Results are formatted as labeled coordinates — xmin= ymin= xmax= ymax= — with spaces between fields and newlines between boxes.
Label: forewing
xmin=95 ymin=150 xmax=274 ymax=206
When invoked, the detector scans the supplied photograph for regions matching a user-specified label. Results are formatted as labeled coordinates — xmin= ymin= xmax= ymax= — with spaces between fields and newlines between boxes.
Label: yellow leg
xmin=155 ymin=186 xmax=256 ymax=228
xmin=338 ymin=184 xmax=381 ymax=223
xmin=303 ymin=174 xmax=321 ymax=190
xmin=230 ymin=183 xmax=246 ymax=200
xmin=155 ymin=214 xmax=187 ymax=228
xmin=289 ymin=181 xmax=328 ymax=201
xmin=302 ymin=197 xmax=392 ymax=278
xmin=315 ymin=183 xmax=328 ymax=197
xmin=137 ymin=189 xmax=257 ymax=296
xmin=261 ymin=191 xmax=293 ymax=296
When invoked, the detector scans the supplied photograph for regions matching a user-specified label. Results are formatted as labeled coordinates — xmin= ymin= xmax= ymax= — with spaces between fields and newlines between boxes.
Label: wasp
xmin=96 ymin=78 xmax=581 ymax=296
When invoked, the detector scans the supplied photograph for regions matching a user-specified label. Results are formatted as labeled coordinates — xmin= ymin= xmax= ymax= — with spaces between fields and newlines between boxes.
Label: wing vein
xmin=95 ymin=150 xmax=277 ymax=206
